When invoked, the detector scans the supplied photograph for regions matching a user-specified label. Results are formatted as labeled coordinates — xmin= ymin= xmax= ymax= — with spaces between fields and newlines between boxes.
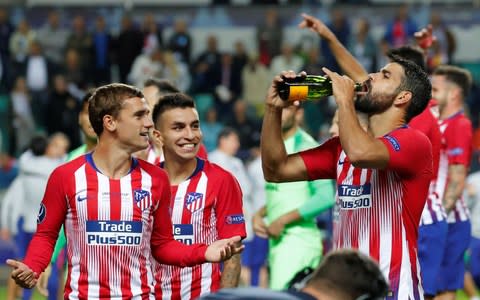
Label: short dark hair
xmin=29 ymin=135 xmax=48 ymax=156
xmin=81 ymin=89 xmax=95 ymax=111
xmin=144 ymin=78 xmax=180 ymax=96
xmin=152 ymin=92 xmax=196 ymax=128
xmin=216 ymin=127 xmax=238 ymax=146
xmin=88 ymin=83 xmax=143 ymax=136
xmin=308 ymin=249 xmax=389 ymax=300
xmin=387 ymin=45 xmax=426 ymax=71
xmin=433 ymin=65 xmax=472 ymax=99
xmin=388 ymin=53 xmax=432 ymax=123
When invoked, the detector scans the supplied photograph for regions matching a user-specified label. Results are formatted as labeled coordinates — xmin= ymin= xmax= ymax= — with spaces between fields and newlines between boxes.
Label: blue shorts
xmin=15 ymin=217 xmax=34 ymax=258
xmin=241 ymin=235 xmax=268 ymax=267
xmin=468 ymin=236 xmax=480 ymax=287
xmin=437 ymin=220 xmax=471 ymax=292
xmin=418 ymin=221 xmax=448 ymax=296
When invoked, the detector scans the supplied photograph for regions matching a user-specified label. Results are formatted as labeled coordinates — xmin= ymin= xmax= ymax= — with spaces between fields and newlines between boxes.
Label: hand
xmin=0 ymin=228 xmax=11 ymax=241
xmin=205 ymin=236 xmax=244 ymax=262
xmin=298 ymin=13 xmax=335 ymax=41
xmin=266 ymin=70 xmax=305 ymax=109
xmin=36 ymin=264 xmax=51 ymax=297
xmin=322 ymin=67 xmax=356 ymax=106
xmin=6 ymin=259 xmax=38 ymax=289
xmin=252 ymin=211 xmax=268 ymax=239
xmin=414 ymin=24 xmax=437 ymax=50
xmin=267 ymin=217 xmax=286 ymax=239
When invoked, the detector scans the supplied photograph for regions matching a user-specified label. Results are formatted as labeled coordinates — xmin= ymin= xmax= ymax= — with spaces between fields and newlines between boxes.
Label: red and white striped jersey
xmin=436 ymin=111 xmax=472 ymax=223
xmin=410 ymin=99 xmax=446 ymax=225
xmin=155 ymin=158 xmax=246 ymax=300
xmin=24 ymin=153 xmax=208 ymax=300
xmin=300 ymin=127 xmax=432 ymax=300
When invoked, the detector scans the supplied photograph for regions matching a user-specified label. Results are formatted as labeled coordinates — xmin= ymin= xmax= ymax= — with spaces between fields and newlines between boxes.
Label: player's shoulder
xmin=54 ymin=155 xmax=87 ymax=175
xmin=137 ymin=158 xmax=169 ymax=179
xmin=386 ymin=126 xmax=431 ymax=149
xmin=203 ymin=159 xmax=238 ymax=182
xmin=455 ymin=113 xmax=473 ymax=129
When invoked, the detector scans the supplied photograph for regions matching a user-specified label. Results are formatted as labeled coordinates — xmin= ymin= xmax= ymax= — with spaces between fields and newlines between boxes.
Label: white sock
xmin=471 ymin=296 xmax=480 ymax=300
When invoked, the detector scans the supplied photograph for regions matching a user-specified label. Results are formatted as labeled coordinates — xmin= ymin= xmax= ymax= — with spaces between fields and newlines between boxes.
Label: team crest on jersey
xmin=37 ymin=203 xmax=46 ymax=224
xmin=185 ymin=192 xmax=204 ymax=213
xmin=134 ymin=189 xmax=152 ymax=211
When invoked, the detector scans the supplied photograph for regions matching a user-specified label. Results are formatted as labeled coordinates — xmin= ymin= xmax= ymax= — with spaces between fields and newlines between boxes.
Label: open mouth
xmin=356 ymin=81 xmax=370 ymax=96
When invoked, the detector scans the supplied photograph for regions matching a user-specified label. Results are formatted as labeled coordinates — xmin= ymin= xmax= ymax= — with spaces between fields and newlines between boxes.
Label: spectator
xmin=242 ymin=53 xmax=270 ymax=117
xmin=36 ymin=10 xmax=69 ymax=74
xmin=141 ymin=13 xmax=163 ymax=55
xmin=167 ymin=18 xmax=192 ymax=64
xmin=383 ymin=4 xmax=417 ymax=48
xmin=10 ymin=76 xmax=34 ymax=154
xmin=9 ymin=19 xmax=36 ymax=78
xmin=115 ymin=16 xmax=144 ymax=83
xmin=65 ymin=15 xmax=92 ymax=76
xmin=92 ymin=15 xmax=113 ymax=86
xmin=256 ymin=8 xmax=283 ymax=66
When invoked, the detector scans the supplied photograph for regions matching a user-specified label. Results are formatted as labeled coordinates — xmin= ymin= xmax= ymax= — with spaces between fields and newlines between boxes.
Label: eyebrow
xmin=381 ymin=69 xmax=391 ymax=77
xmin=133 ymin=109 xmax=149 ymax=116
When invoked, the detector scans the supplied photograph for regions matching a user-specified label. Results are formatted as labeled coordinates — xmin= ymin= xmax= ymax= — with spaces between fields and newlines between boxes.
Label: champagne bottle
xmin=277 ymin=75 xmax=363 ymax=101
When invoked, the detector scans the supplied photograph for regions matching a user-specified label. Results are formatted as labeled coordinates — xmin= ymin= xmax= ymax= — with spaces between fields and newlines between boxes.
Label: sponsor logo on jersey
xmin=384 ymin=135 xmax=400 ymax=151
xmin=173 ymin=224 xmax=193 ymax=245
xmin=225 ymin=214 xmax=245 ymax=224
xmin=86 ymin=221 xmax=142 ymax=246
xmin=134 ymin=189 xmax=152 ymax=211
xmin=337 ymin=183 xmax=372 ymax=210
xmin=37 ymin=203 xmax=46 ymax=224
xmin=447 ymin=147 xmax=464 ymax=156
xmin=77 ymin=195 xmax=88 ymax=202
xmin=185 ymin=192 xmax=204 ymax=213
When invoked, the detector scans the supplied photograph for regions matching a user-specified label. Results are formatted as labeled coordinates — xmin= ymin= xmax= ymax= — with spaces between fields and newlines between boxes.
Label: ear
xmin=103 ymin=115 xmax=116 ymax=132
xmin=394 ymin=91 xmax=412 ymax=106
xmin=151 ymin=128 xmax=164 ymax=148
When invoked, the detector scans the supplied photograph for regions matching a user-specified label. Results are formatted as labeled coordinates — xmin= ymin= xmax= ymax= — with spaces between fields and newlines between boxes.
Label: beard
xmin=355 ymin=85 xmax=397 ymax=115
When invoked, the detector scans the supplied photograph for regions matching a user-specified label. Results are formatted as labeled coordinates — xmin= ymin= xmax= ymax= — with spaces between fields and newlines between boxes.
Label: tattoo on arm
xmin=443 ymin=164 xmax=467 ymax=213
xmin=220 ymin=250 xmax=241 ymax=288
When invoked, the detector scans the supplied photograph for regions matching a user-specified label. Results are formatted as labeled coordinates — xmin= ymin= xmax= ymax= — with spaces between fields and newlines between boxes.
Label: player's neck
xmin=92 ymin=142 xmax=133 ymax=179
xmin=439 ymin=103 xmax=462 ymax=120
xmin=163 ymin=157 xmax=198 ymax=185
xmin=369 ymin=110 xmax=405 ymax=137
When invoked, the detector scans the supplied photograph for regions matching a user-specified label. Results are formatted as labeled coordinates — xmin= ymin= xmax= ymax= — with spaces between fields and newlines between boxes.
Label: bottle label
xmin=288 ymin=85 xmax=308 ymax=101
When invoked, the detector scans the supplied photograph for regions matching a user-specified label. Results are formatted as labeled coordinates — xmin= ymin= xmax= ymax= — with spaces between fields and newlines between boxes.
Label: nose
xmin=144 ymin=116 xmax=154 ymax=129
xmin=185 ymin=126 xmax=195 ymax=139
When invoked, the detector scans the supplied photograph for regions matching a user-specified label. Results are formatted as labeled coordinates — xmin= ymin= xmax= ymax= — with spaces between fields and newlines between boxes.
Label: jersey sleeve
xmin=298 ymin=179 xmax=336 ymax=220
xmin=299 ymin=137 xmax=341 ymax=180
xmin=446 ymin=118 xmax=473 ymax=166
xmin=380 ymin=128 xmax=433 ymax=178
xmin=23 ymin=168 xmax=68 ymax=275
xmin=50 ymin=226 xmax=66 ymax=264
xmin=215 ymin=172 xmax=247 ymax=240
xmin=150 ymin=170 xmax=208 ymax=267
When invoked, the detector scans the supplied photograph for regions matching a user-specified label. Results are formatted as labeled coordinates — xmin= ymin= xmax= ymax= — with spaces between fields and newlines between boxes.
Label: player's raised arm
xmin=299 ymin=13 xmax=368 ymax=83
xmin=261 ymin=71 xmax=311 ymax=183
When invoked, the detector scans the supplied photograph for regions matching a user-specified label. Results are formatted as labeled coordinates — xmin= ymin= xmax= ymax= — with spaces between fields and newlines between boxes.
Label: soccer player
xmin=433 ymin=65 xmax=473 ymax=300
xmin=6 ymin=83 xmax=243 ymax=299
xmin=153 ymin=93 xmax=246 ymax=299
xmin=261 ymin=55 xmax=432 ymax=300
xmin=151 ymin=92 xmax=246 ymax=299
xmin=299 ymin=14 xmax=446 ymax=298
xmin=252 ymin=104 xmax=334 ymax=290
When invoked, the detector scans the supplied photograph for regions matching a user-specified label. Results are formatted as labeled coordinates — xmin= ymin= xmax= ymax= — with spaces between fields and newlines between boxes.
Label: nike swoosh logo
xmin=77 ymin=195 xmax=88 ymax=202
xmin=338 ymin=160 xmax=345 ymax=165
